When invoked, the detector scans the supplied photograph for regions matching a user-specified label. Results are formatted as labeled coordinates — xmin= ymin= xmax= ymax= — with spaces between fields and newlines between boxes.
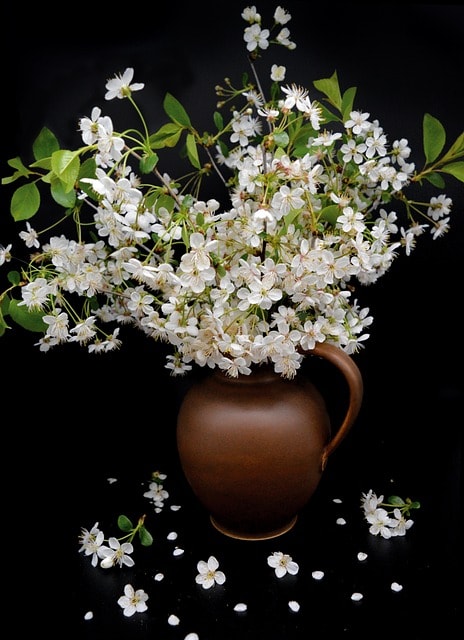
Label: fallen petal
xmin=312 ymin=570 xmax=324 ymax=580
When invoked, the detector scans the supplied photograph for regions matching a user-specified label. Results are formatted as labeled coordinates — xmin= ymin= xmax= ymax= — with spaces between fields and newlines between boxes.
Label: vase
xmin=176 ymin=342 xmax=363 ymax=540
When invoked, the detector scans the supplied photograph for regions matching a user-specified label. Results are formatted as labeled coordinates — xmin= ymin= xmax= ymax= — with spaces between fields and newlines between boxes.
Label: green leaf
xmin=186 ymin=133 xmax=201 ymax=169
xmin=78 ymin=157 xmax=97 ymax=180
xmin=0 ymin=310 xmax=9 ymax=335
xmin=11 ymin=182 xmax=41 ymax=221
xmin=387 ymin=495 xmax=404 ymax=506
xmin=7 ymin=270 xmax=22 ymax=286
xmin=163 ymin=93 xmax=192 ymax=127
xmin=441 ymin=161 xmax=464 ymax=183
xmin=1 ymin=157 xmax=31 ymax=185
xmin=8 ymin=298 xmax=47 ymax=332
xmin=139 ymin=152 xmax=159 ymax=174
xmin=423 ymin=113 xmax=446 ymax=164
xmin=213 ymin=110 xmax=224 ymax=131
xmin=319 ymin=204 xmax=340 ymax=225
xmin=30 ymin=157 xmax=52 ymax=170
xmin=409 ymin=501 xmax=421 ymax=510
xmin=273 ymin=130 xmax=290 ymax=148
xmin=51 ymin=149 xmax=80 ymax=191
xmin=149 ymin=122 xmax=183 ymax=149
xmin=154 ymin=193 xmax=175 ymax=214
xmin=32 ymin=127 xmax=60 ymax=161
xmin=50 ymin=176 xmax=77 ymax=208
xmin=341 ymin=86 xmax=357 ymax=121
xmin=117 ymin=514 xmax=134 ymax=532
xmin=313 ymin=71 xmax=343 ymax=112
xmin=446 ymin=131 xmax=464 ymax=157
xmin=139 ymin=527 xmax=154 ymax=547
xmin=424 ymin=172 xmax=445 ymax=188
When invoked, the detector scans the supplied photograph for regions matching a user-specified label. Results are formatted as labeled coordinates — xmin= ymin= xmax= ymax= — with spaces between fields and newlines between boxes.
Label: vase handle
xmin=307 ymin=342 xmax=363 ymax=470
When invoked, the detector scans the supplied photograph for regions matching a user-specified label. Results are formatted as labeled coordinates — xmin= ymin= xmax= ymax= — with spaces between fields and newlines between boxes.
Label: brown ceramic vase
xmin=176 ymin=342 xmax=363 ymax=540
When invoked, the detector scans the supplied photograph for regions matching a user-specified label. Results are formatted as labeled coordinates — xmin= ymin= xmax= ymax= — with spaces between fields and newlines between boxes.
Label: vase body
xmin=176 ymin=343 xmax=363 ymax=540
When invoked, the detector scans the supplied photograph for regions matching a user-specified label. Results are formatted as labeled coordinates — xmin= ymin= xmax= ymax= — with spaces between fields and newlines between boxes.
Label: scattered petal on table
xmin=312 ymin=570 xmax=324 ymax=580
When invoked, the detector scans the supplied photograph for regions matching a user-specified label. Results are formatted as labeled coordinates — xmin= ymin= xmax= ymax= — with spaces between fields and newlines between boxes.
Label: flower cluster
xmin=361 ymin=489 xmax=420 ymax=539
xmin=1 ymin=5 xmax=463 ymax=379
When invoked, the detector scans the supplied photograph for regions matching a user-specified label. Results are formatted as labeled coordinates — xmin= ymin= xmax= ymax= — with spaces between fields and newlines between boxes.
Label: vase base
xmin=210 ymin=515 xmax=298 ymax=540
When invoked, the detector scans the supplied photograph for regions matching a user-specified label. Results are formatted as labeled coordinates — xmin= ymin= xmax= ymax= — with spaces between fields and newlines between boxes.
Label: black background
xmin=2 ymin=4 xmax=462 ymax=637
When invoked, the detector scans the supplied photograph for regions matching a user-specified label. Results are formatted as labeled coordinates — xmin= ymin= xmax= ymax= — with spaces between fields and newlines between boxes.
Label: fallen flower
xmin=100 ymin=537 xmax=135 ymax=569
xmin=117 ymin=584 xmax=149 ymax=617
xmin=267 ymin=551 xmax=299 ymax=578
xmin=195 ymin=556 xmax=226 ymax=589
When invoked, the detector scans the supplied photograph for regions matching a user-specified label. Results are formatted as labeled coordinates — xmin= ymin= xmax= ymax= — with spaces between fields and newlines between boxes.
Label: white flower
xmin=105 ymin=68 xmax=144 ymax=100
xmin=99 ymin=537 xmax=135 ymax=569
xmin=195 ymin=555 xmax=226 ymax=589
xmin=78 ymin=522 xmax=106 ymax=567
xmin=267 ymin=551 xmax=299 ymax=578
xmin=243 ymin=23 xmax=270 ymax=52
xmin=19 ymin=222 xmax=40 ymax=248
xmin=0 ymin=244 xmax=12 ymax=266
xmin=271 ymin=64 xmax=286 ymax=82
xmin=117 ymin=584 xmax=148 ymax=617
